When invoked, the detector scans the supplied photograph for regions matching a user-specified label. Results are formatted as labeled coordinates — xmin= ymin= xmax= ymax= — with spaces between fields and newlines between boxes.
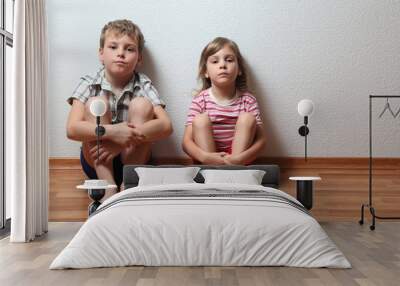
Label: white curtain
xmin=6 ymin=0 xmax=48 ymax=242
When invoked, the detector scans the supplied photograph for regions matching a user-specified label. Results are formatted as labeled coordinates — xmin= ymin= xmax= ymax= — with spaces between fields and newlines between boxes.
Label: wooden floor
xmin=49 ymin=157 xmax=400 ymax=222
xmin=1 ymin=222 xmax=399 ymax=286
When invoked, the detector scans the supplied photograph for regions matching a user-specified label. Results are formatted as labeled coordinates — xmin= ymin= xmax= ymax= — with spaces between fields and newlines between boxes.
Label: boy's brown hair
xmin=99 ymin=19 xmax=145 ymax=53
xmin=198 ymin=37 xmax=248 ymax=92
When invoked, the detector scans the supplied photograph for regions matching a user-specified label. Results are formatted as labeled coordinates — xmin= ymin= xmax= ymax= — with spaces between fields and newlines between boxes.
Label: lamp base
xmin=298 ymin=126 xmax=309 ymax=136
xmin=87 ymin=189 xmax=105 ymax=215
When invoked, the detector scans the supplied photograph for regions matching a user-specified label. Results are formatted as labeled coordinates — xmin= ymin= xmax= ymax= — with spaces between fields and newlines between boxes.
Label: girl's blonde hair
xmin=100 ymin=19 xmax=145 ymax=53
xmin=198 ymin=37 xmax=248 ymax=92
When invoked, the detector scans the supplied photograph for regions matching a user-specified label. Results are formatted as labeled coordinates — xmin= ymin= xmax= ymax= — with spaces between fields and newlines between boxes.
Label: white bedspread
xmin=50 ymin=183 xmax=351 ymax=269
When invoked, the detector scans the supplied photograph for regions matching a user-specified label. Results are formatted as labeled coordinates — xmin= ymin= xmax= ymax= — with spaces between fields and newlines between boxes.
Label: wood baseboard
xmin=49 ymin=157 xmax=400 ymax=222
xmin=49 ymin=156 xmax=400 ymax=168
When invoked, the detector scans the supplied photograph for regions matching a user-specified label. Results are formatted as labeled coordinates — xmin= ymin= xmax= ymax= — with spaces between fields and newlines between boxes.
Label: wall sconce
xmin=90 ymin=99 xmax=107 ymax=162
xmin=297 ymin=99 xmax=314 ymax=161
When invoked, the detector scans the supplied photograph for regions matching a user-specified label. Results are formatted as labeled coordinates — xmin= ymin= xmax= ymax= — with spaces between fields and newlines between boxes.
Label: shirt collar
xmin=208 ymin=88 xmax=239 ymax=106
xmin=91 ymin=67 xmax=140 ymax=94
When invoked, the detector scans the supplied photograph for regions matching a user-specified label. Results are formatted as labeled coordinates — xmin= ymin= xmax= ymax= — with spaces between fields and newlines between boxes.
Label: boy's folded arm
xmin=135 ymin=106 xmax=173 ymax=142
xmin=66 ymin=100 xmax=129 ymax=144
xmin=68 ymin=120 xmax=142 ymax=147
xmin=66 ymin=100 xmax=98 ymax=142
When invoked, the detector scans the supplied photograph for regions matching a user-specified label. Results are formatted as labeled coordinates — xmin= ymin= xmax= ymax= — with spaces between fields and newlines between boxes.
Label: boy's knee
xmin=192 ymin=113 xmax=212 ymax=129
xmin=237 ymin=112 xmax=256 ymax=127
xmin=129 ymin=97 xmax=154 ymax=120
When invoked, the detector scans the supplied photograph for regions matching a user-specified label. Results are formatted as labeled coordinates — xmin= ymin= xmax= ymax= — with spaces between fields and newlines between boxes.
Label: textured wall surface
xmin=48 ymin=0 xmax=400 ymax=158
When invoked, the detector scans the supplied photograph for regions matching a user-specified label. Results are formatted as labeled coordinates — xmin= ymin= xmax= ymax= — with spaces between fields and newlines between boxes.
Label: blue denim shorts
xmin=80 ymin=149 xmax=123 ymax=187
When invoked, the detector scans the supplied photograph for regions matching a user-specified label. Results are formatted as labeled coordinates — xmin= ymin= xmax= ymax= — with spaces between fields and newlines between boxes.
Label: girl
xmin=182 ymin=37 xmax=266 ymax=165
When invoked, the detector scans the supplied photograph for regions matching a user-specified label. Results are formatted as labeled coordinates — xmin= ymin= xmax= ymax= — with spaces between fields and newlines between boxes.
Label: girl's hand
xmin=203 ymin=152 xmax=227 ymax=165
xmin=90 ymin=140 xmax=121 ymax=164
xmin=223 ymin=154 xmax=244 ymax=165
xmin=108 ymin=122 xmax=145 ymax=147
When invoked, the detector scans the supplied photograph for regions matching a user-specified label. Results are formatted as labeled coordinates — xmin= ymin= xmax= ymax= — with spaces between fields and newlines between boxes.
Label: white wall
xmin=48 ymin=0 xmax=400 ymax=158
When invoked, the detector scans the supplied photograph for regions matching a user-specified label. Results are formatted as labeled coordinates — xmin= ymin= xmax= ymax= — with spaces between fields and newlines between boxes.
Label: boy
xmin=66 ymin=19 xmax=173 ymax=198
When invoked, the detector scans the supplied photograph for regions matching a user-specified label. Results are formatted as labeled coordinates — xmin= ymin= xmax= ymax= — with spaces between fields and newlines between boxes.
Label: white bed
xmin=50 ymin=182 xmax=351 ymax=269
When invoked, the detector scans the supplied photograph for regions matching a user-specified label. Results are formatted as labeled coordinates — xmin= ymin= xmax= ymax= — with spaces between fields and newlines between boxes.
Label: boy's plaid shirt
xmin=68 ymin=68 xmax=165 ymax=124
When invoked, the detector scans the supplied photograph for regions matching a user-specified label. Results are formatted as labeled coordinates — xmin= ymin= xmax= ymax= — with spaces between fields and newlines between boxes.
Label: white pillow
xmin=200 ymin=169 xmax=266 ymax=185
xmin=135 ymin=167 xmax=201 ymax=186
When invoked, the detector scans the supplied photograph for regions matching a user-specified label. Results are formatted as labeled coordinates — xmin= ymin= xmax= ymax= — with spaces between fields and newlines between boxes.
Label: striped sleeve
xmin=244 ymin=94 xmax=263 ymax=125
xmin=67 ymin=75 xmax=94 ymax=105
xmin=142 ymin=81 xmax=166 ymax=107
xmin=136 ymin=73 xmax=166 ymax=107
xmin=185 ymin=95 xmax=205 ymax=126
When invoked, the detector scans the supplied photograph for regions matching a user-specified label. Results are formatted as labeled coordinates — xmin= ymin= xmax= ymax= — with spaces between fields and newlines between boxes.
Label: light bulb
xmin=297 ymin=99 xmax=314 ymax=117
xmin=89 ymin=99 xmax=107 ymax=117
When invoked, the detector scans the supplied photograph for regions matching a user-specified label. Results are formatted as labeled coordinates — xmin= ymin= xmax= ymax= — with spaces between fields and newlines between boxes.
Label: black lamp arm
xmin=95 ymin=116 xmax=106 ymax=163
xmin=298 ymin=116 xmax=309 ymax=137
xmin=95 ymin=118 xmax=106 ymax=136
xmin=298 ymin=116 xmax=310 ymax=161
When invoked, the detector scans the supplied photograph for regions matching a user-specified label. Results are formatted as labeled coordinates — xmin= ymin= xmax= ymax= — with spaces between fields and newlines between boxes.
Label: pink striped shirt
xmin=185 ymin=89 xmax=263 ymax=153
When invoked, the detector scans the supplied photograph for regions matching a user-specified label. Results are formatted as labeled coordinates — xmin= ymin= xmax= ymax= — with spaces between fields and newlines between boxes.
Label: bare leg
xmin=231 ymin=112 xmax=257 ymax=155
xmin=82 ymin=96 xmax=117 ymax=200
xmin=192 ymin=113 xmax=216 ymax=152
xmin=121 ymin=97 xmax=153 ymax=166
